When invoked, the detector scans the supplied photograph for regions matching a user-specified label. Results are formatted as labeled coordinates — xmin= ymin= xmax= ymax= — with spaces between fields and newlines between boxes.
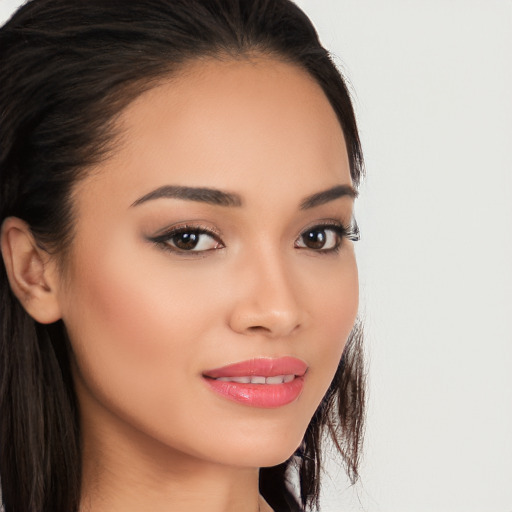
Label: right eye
xmin=150 ymin=226 xmax=224 ymax=253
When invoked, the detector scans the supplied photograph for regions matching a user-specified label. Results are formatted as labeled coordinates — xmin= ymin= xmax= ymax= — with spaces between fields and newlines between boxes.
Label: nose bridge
xmin=230 ymin=243 xmax=303 ymax=338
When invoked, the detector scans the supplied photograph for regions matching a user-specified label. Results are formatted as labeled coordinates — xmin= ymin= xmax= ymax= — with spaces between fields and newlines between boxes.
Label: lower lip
xmin=203 ymin=376 xmax=305 ymax=408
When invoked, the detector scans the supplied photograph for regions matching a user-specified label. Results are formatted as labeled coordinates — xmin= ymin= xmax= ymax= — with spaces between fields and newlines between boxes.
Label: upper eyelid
xmin=148 ymin=225 xmax=224 ymax=256
xmin=150 ymin=223 xmax=222 ymax=241
xmin=297 ymin=219 xmax=360 ymax=243
xmin=297 ymin=218 xmax=351 ymax=235
xmin=148 ymin=218 xmax=358 ymax=244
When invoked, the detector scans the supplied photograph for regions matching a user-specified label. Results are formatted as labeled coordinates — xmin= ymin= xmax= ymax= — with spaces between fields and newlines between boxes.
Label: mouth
xmin=202 ymin=357 xmax=307 ymax=408
xmin=213 ymin=374 xmax=296 ymax=384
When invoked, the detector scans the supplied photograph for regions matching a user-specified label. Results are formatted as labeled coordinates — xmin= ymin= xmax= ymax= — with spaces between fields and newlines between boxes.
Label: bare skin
xmin=1 ymin=57 xmax=358 ymax=511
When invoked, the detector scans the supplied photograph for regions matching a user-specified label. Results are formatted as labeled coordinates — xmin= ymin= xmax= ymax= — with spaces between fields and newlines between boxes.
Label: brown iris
xmin=173 ymin=232 xmax=200 ymax=250
xmin=303 ymin=228 xmax=327 ymax=249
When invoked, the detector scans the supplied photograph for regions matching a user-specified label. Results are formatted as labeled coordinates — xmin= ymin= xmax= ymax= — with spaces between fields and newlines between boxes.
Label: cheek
xmin=65 ymin=230 xmax=220 ymax=353
xmin=301 ymin=252 xmax=359 ymax=396
xmin=323 ymin=263 xmax=358 ymax=349
xmin=60 ymin=238 xmax=223 ymax=427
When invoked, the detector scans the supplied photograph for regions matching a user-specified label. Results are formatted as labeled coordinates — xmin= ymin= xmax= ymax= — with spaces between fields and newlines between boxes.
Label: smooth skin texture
xmin=2 ymin=58 xmax=358 ymax=512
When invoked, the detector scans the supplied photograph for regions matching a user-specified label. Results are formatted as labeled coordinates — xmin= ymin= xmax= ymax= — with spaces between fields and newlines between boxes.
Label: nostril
xmin=228 ymin=294 xmax=303 ymax=337
xmin=247 ymin=325 xmax=272 ymax=334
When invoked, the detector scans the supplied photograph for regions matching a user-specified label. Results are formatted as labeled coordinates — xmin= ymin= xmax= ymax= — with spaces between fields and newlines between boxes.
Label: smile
xmin=202 ymin=357 xmax=307 ymax=408
xmin=214 ymin=375 xmax=295 ymax=384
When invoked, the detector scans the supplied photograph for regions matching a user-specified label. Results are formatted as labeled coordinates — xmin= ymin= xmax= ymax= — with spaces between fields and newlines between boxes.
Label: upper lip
xmin=203 ymin=356 xmax=308 ymax=379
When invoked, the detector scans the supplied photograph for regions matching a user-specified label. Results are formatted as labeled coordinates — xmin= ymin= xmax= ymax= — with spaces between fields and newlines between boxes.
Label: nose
xmin=227 ymin=251 xmax=305 ymax=339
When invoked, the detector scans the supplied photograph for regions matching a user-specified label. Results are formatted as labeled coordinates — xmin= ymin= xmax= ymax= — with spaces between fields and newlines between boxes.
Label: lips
xmin=203 ymin=356 xmax=307 ymax=379
xmin=202 ymin=357 xmax=307 ymax=408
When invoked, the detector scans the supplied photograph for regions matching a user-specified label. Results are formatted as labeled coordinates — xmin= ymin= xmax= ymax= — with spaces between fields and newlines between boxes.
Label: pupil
xmin=174 ymin=232 xmax=198 ymax=250
xmin=305 ymin=229 xmax=326 ymax=249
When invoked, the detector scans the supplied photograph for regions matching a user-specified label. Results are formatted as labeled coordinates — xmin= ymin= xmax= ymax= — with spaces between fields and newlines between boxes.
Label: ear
xmin=1 ymin=217 xmax=62 ymax=324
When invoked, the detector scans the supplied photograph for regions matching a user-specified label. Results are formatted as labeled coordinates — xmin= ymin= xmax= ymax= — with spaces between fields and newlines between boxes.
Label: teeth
xmin=217 ymin=376 xmax=251 ymax=383
xmin=266 ymin=375 xmax=285 ymax=384
xmin=215 ymin=375 xmax=295 ymax=384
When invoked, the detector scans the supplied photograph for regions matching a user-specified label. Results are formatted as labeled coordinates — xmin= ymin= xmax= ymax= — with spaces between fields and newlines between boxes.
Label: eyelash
xmin=149 ymin=220 xmax=360 ymax=256
xmin=149 ymin=224 xmax=223 ymax=255
xmin=296 ymin=220 xmax=360 ymax=254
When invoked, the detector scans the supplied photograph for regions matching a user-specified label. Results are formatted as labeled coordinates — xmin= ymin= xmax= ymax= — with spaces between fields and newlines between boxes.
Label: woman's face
xmin=56 ymin=58 xmax=359 ymax=469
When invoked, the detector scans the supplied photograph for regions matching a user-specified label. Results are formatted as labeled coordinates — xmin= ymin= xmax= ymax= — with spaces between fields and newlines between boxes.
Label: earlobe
xmin=1 ymin=217 xmax=62 ymax=324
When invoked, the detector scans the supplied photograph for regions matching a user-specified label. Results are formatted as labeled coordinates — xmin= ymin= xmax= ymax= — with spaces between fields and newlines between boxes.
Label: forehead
xmin=75 ymin=57 xmax=350 ymax=211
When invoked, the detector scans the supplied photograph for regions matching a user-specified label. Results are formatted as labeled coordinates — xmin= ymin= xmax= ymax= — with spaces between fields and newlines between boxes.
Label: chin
xmin=197 ymin=419 xmax=309 ymax=470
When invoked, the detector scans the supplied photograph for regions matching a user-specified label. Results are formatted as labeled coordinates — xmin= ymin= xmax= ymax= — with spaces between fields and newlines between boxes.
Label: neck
xmin=80 ymin=461 xmax=265 ymax=512
xmin=78 ymin=399 xmax=270 ymax=512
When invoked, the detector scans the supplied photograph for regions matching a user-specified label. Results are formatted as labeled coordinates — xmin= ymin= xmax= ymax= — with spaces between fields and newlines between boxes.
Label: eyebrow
xmin=131 ymin=183 xmax=357 ymax=209
xmin=300 ymin=184 xmax=358 ymax=210
xmin=131 ymin=185 xmax=243 ymax=208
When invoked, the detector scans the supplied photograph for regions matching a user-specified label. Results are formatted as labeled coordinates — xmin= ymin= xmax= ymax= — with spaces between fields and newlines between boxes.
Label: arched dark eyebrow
xmin=300 ymin=184 xmax=358 ymax=210
xmin=131 ymin=185 xmax=242 ymax=208
xmin=131 ymin=183 xmax=357 ymax=210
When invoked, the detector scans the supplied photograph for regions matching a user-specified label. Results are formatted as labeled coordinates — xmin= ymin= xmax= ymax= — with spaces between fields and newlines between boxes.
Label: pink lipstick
xmin=202 ymin=357 xmax=307 ymax=408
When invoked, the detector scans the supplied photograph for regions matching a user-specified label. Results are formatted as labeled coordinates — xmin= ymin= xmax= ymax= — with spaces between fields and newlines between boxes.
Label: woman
xmin=0 ymin=1 xmax=365 ymax=511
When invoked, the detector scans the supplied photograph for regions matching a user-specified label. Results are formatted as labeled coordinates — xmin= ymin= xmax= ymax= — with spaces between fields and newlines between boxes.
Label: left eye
xmin=295 ymin=226 xmax=341 ymax=251
xmin=153 ymin=228 xmax=223 ymax=252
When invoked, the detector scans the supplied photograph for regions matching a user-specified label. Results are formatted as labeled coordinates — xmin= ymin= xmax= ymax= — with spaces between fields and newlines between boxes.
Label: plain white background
xmin=1 ymin=1 xmax=511 ymax=511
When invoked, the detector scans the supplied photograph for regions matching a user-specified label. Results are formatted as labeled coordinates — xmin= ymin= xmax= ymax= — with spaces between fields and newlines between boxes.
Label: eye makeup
xmin=148 ymin=223 xmax=224 ymax=255
xmin=146 ymin=217 xmax=359 ymax=257
xmin=294 ymin=218 xmax=359 ymax=254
